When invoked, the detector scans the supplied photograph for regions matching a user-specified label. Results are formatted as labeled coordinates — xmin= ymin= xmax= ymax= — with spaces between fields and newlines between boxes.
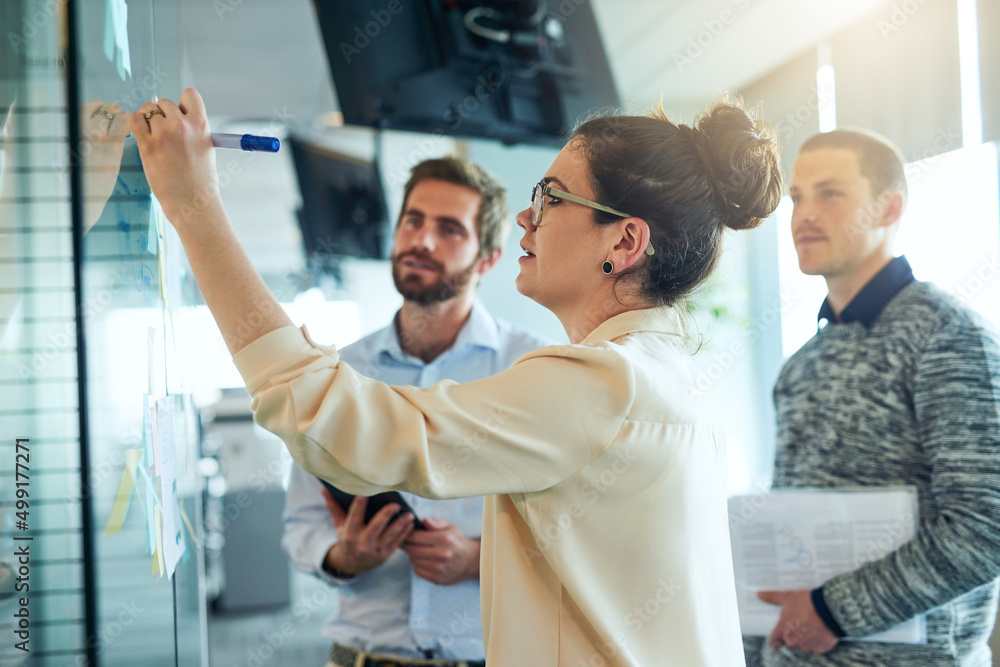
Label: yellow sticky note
xmin=126 ymin=449 xmax=142 ymax=470
xmin=103 ymin=449 xmax=144 ymax=535
xmin=104 ymin=469 xmax=134 ymax=535
xmin=153 ymin=505 xmax=165 ymax=578
xmin=179 ymin=499 xmax=201 ymax=552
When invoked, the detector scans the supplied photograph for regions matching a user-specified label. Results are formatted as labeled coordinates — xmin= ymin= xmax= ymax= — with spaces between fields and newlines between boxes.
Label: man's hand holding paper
xmin=729 ymin=487 xmax=926 ymax=646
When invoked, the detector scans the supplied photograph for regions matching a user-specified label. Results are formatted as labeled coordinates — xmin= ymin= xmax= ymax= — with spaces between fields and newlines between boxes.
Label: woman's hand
xmin=80 ymin=99 xmax=130 ymax=232
xmin=128 ymin=88 xmax=221 ymax=227
xmin=127 ymin=87 xmax=292 ymax=355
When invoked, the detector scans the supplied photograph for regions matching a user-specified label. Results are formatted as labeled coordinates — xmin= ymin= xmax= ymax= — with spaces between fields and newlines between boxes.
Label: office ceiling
xmin=176 ymin=0 xmax=898 ymax=274
xmin=180 ymin=0 xmax=898 ymax=124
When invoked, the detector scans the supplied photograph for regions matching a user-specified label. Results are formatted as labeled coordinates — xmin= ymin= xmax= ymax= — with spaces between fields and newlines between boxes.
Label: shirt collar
xmin=817 ymin=255 xmax=916 ymax=328
xmin=581 ymin=306 xmax=684 ymax=346
xmin=452 ymin=301 xmax=502 ymax=352
xmin=376 ymin=301 xmax=502 ymax=362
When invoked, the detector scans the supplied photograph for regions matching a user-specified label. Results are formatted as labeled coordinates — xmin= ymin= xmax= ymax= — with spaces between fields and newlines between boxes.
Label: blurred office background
xmin=1 ymin=0 xmax=998 ymax=664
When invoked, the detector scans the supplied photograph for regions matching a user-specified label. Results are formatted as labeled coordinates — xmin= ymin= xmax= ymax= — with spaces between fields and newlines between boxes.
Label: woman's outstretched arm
xmin=129 ymin=88 xmax=292 ymax=354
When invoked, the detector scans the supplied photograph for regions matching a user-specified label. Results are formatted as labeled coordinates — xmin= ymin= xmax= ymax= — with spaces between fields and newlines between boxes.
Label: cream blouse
xmin=233 ymin=307 xmax=744 ymax=666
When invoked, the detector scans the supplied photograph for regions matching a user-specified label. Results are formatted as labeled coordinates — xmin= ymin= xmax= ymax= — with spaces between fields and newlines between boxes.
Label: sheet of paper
xmin=142 ymin=393 xmax=154 ymax=469
xmin=149 ymin=398 xmax=161 ymax=476
xmin=728 ymin=487 xmax=926 ymax=644
xmin=137 ymin=463 xmax=161 ymax=555
xmin=157 ymin=397 xmax=185 ymax=579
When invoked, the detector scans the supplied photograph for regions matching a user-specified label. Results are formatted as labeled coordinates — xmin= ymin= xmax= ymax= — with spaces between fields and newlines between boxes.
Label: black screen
xmin=313 ymin=0 xmax=620 ymax=146
xmin=288 ymin=136 xmax=391 ymax=260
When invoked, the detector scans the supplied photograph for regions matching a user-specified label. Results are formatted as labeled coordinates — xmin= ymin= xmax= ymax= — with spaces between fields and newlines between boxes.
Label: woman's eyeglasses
xmin=530 ymin=181 xmax=654 ymax=256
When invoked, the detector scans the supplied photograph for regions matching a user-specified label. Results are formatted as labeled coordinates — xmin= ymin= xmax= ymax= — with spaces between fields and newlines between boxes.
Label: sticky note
xmin=103 ymin=0 xmax=133 ymax=80
xmin=103 ymin=449 xmax=143 ymax=534
xmin=179 ymin=500 xmax=200 ymax=552
xmin=153 ymin=504 xmax=165 ymax=578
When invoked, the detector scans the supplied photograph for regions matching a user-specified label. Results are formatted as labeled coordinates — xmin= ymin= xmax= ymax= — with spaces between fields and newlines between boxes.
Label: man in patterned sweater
xmin=744 ymin=128 xmax=1000 ymax=665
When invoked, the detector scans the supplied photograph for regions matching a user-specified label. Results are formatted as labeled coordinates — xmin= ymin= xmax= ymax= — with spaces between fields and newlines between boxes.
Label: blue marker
xmin=210 ymin=133 xmax=280 ymax=152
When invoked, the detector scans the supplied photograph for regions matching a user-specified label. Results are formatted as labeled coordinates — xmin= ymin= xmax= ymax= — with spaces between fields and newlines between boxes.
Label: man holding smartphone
xmin=282 ymin=157 xmax=550 ymax=667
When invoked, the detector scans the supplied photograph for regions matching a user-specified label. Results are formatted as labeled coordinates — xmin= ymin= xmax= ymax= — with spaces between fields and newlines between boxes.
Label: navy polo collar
xmin=818 ymin=255 xmax=916 ymax=328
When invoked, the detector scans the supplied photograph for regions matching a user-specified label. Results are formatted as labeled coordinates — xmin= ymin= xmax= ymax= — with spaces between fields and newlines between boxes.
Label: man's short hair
xmin=401 ymin=157 xmax=510 ymax=258
xmin=799 ymin=128 xmax=908 ymax=202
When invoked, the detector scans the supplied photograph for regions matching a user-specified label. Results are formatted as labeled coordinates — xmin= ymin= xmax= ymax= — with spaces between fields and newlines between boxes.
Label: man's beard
xmin=391 ymin=251 xmax=478 ymax=306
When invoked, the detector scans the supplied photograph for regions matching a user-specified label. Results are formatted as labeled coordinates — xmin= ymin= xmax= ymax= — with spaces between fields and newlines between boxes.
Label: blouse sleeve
xmin=233 ymin=325 xmax=634 ymax=499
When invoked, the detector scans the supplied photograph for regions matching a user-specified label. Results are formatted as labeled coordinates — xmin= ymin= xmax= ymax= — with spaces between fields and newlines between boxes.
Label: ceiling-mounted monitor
xmin=312 ymin=0 xmax=621 ymax=147
xmin=288 ymin=136 xmax=391 ymax=261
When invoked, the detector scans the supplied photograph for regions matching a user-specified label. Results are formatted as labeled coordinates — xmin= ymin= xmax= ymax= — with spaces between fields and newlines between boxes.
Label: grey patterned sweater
xmin=744 ymin=281 xmax=1000 ymax=666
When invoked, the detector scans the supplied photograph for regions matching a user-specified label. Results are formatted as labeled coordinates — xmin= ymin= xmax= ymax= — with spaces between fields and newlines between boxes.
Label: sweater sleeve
xmin=741 ymin=636 xmax=765 ymax=666
xmin=233 ymin=325 xmax=634 ymax=500
xmin=820 ymin=319 xmax=1000 ymax=636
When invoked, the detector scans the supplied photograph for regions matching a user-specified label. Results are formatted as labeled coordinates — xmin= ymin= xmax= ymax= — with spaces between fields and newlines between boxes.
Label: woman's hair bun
xmin=690 ymin=99 xmax=783 ymax=231
xmin=569 ymin=95 xmax=784 ymax=307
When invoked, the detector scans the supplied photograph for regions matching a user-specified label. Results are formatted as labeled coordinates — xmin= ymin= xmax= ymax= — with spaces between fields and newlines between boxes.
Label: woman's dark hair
xmin=571 ymin=96 xmax=782 ymax=307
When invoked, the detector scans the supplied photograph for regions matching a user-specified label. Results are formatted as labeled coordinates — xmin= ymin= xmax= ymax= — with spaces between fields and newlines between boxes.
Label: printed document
xmin=728 ymin=487 xmax=926 ymax=644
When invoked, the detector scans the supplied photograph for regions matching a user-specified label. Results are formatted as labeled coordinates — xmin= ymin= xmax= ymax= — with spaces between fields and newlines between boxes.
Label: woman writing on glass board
xmin=130 ymin=88 xmax=781 ymax=666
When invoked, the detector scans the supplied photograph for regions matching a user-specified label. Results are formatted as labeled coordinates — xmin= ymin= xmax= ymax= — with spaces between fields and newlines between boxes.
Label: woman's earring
xmin=602 ymin=261 xmax=614 ymax=275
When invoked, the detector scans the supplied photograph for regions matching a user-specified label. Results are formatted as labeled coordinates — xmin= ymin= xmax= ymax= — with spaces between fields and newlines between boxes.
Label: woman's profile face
xmin=514 ymin=142 xmax=620 ymax=315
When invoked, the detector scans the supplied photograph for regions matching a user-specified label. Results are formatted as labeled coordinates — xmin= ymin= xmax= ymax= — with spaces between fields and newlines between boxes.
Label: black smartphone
xmin=318 ymin=478 xmax=426 ymax=530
